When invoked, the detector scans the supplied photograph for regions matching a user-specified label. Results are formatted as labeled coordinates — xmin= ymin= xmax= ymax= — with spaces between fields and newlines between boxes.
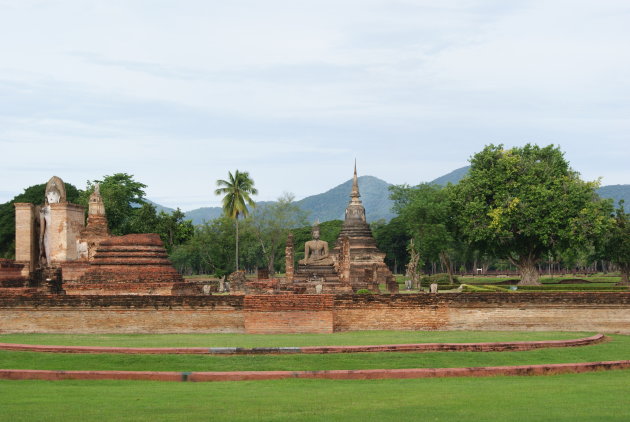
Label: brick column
xmin=285 ymin=233 xmax=294 ymax=283
xmin=49 ymin=203 xmax=85 ymax=264
xmin=14 ymin=203 xmax=36 ymax=274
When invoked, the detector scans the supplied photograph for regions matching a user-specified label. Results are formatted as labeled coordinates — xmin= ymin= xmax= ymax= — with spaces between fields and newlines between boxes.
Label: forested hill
xmin=295 ymin=175 xmax=394 ymax=223
xmin=180 ymin=176 xmax=396 ymax=225
xmin=156 ymin=168 xmax=630 ymax=225
xmin=596 ymin=185 xmax=630 ymax=207
xmin=430 ymin=166 xmax=470 ymax=186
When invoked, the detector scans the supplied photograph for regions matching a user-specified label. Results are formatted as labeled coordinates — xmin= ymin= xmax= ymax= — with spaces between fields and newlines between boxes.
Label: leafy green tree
xmin=249 ymin=193 xmax=309 ymax=273
xmin=79 ymin=173 xmax=147 ymax=235
xmin=450 ymin=144 xmax=607 ymax=285
xmin=214 ymin=170 xmax=258 ymax=271
xmin=170 ymin=216 xmax=236 ymax=276
xmin=156 ymin=208 xmax=195 ymax=253
xmin=601 ymin=202 xmax=630 ymax=284
xmin=0 ymin=182 xmax=81 ymax=258
xmin=390 ymin=183 xmax=457 ymax=282
xmin=371 ymin=217 xmax=410 ymax=274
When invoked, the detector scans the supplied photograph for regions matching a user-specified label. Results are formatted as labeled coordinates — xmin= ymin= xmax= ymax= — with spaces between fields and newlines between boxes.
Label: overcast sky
xmin=1 ymin=0 xmax=629 ymax=210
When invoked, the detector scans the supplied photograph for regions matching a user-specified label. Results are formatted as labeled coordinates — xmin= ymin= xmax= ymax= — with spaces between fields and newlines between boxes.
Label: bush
xmin=356 ymin=289 xmax=373 ymax=295
xmin=421 ymin=273 xmax=459 ymax=286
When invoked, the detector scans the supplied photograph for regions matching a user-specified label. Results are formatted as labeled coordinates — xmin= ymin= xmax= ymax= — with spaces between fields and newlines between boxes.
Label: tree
xmin=170 ymin=216 xmax=236 ymax=276
xmin=372 ymin=217 xmax=410 ymax=274
xmin=249 ymin=193 xmax=308 ymax=273
xmin=601 ymin=202 xmax=630 ymax=285
xmin=390 ymin=183 xmax=458 ymax=283
xmin=156 ymin=208 xmax=195 ymax=253
xmin=214 ymin=170 xmax=258 ymax=271
xmin=79 ymin=173 xmax=147 ymax=235
xmin=450 ymin=144 xmax=607 ymax=285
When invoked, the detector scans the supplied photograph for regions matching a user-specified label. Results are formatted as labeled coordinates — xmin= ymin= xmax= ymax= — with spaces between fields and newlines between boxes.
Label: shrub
xmin=356 ymin=289 xmax=373 ymax=295
xmin=421 ymin=273 xmax=459 ymax=286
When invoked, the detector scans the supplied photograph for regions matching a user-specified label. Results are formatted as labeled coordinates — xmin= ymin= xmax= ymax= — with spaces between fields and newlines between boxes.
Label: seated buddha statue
xmin=298 ymin=223 xmax=334 ymax=266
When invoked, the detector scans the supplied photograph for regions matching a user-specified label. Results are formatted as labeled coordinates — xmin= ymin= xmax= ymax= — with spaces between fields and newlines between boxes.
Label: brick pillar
xmin=49 ymin=203 xmax=85 ymax=264
xmin=14 ymin=203 xmax=36 ymax=274
xmin=338 ymin=235 xmax=351 ymax=284
xmin=285 ymin=233 xmax=294 ymax=283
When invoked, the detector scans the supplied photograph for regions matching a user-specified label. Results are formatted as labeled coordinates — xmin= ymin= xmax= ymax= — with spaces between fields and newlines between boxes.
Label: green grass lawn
xmin=0 ymin=330 xmax=587 ymax=348
xmin=0 ymin=332 xmax=627 ymax=373
xmin=1 ymin=331 xmax=629 ymax=421
xmin=1 ymin=371 xmax=630 ymax=421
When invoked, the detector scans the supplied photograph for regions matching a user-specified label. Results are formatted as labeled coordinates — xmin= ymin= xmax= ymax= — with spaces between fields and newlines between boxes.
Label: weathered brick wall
xmin=244 ymin=295 xmax=334 ymax=334
xmin=333 ymin=293 xmax=630 ymax=333
xmin=0 ymin=296 xmax=245 ymax=334
xmin=0 ymin=293 xmax=629 ymax=334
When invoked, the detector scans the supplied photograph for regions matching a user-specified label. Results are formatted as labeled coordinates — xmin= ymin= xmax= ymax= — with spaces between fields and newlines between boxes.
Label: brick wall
xmin=0 ymin=293 xmax=629 ymax=334
xmin=244 ymin=295 xmax=333 ymax=334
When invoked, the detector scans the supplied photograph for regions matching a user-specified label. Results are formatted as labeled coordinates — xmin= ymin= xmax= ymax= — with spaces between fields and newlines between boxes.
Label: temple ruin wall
xmin=0 ymin=293 xmax=629 ymax=334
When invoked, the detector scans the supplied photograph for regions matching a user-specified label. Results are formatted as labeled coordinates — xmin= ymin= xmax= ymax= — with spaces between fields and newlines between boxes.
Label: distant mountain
xmin=160 ymin=176 xmax=395 ymax=225
xmin=430 ymin=166 xmax=470 ymax=186
xmin=145 ymin=200 xmax=176 ymax=215
xmin=184 ymin=207 xmax=224 ymax=224
xmin=596 ymin=185 xmax=630 ymax=207
xmin=295 ymin=175 xmax=394 ymax=223
xmin=147 ymin=169 xmax=630 ymax=225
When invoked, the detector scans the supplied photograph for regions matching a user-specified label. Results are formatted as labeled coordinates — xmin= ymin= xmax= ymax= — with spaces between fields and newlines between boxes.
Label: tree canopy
xmin=450 ymin=144 xmax=609 ymax=285
xmin=79 ymin=173 xmax=147 ymax=236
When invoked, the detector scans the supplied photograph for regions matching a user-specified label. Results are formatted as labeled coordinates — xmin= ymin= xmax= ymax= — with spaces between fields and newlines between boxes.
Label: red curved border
xmin=0 ymin=334 xmax=606 ymax=355
xmin=1 ymin=361 xmax=629 ymax=382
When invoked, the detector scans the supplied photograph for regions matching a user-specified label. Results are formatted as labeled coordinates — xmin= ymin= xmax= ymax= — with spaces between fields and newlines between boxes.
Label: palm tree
xmin=215 ymin=170 xmax=257 ymax=271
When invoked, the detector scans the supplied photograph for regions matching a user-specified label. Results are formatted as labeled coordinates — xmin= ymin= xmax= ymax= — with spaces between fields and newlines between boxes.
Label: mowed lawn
xmin=2 ymin=331 xmax=628 ymax=372
xmin=0 ymin=330 xmax=589 ymax=347
xmin=1 ymin=371 xmax=629 ymax=421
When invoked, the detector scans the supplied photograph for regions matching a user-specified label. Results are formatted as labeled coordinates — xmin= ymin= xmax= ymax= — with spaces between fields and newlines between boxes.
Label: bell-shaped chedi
xmin=332 ymin=163 xmax=398 ymax=293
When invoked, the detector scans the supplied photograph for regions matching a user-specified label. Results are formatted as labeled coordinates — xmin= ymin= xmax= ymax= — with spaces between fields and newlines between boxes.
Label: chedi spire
xmin=345 ymin=161 xmax=366 ymax=223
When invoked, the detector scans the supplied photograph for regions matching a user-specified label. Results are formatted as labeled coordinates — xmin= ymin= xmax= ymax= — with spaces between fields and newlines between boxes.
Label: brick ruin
xmin=1 ymin=169 xmax=399 ymax=297
xmin=331 ymin=164 xmax=398 ymax=293
xmin=1 ymin=176 xmax=190 ymax=296
xmin=274 ymin=164 xmax=398 ymax=294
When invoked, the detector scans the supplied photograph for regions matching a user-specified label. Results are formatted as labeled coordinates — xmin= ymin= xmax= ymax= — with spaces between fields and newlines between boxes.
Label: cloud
xmin=1 ymin=0 xmax=629 ymax=207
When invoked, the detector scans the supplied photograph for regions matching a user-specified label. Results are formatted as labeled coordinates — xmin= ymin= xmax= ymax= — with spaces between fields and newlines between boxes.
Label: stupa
xmin=331 ymin=163 xmax=398 ymax=293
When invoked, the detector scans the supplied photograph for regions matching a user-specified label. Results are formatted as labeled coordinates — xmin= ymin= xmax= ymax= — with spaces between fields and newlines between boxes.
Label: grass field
xmin=0 ymin=330 xmax=586 ymax=347
xmin=0 ymin=331 xmax=627 ymax=372
xmin=1 ymin=331 xmax=629 ymax=421
xmin=1 ymin=371 xmax=629 ymax=421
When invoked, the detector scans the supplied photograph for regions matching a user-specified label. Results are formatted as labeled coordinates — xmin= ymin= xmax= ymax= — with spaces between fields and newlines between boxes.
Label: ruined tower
xmin=332 ymin=163 xmax=398 ymax=293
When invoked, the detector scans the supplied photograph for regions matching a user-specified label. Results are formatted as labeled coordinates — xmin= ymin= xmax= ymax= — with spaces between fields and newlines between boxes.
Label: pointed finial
xmin=351 ymin=160 xmax=360 ymax=198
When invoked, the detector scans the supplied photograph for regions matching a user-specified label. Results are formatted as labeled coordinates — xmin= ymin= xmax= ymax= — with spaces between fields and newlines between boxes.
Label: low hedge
xmin=421 ymin=273 xmax=459 ymax=286
xmin=515 ymin=285 xmax=628 ymax=292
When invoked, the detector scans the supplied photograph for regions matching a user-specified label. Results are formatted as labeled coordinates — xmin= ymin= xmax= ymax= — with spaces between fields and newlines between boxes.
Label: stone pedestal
xmin=292 ymin=264 xmax=352 ymax=294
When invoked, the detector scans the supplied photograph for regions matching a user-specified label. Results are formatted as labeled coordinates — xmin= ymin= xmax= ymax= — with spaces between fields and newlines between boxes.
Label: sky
xmin=1 ymin=0 xmax=629 ymax=210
